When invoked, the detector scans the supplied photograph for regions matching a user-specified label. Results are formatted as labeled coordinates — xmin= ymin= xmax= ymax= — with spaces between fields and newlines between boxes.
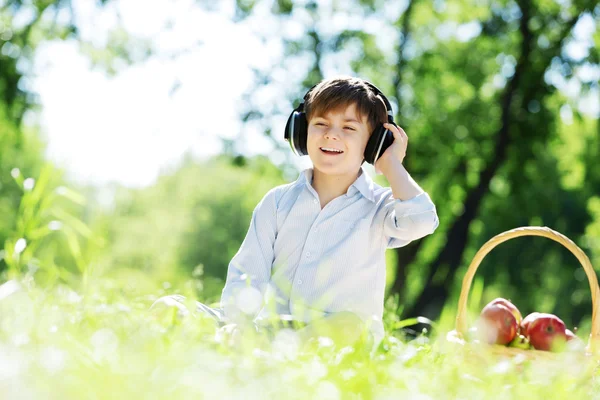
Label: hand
xmin=374 ymin=123 xmax=408 ymax=175
xmin=215 ymin=323 xmax=243 ymax=348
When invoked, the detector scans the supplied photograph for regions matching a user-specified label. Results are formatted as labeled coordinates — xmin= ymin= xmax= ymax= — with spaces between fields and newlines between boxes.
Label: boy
xmin=152 ymin=76 xmax=439 ymax=346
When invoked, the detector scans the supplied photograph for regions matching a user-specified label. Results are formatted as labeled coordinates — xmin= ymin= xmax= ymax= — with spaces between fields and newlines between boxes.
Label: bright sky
xmin=27 ymin=0 xmax=599 ymax=189
xmin=31 ymin=0 xmax=285 ymax=188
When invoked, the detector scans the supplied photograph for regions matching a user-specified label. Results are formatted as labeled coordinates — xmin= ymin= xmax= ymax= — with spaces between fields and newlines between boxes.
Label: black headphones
xmin=284 ymin=79 xmax=395 ymax=165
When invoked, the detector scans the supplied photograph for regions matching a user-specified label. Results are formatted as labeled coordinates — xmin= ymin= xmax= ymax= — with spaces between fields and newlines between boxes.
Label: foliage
xmin=1 ymin=163 xmax=100 ymax=288
xmin=0 ymin=277 xmax=599 ymax=399
xmin=0 ymin=0 xmax=151 ymax=120
xmin=0 ymin=103 xmax=46 ymax=273
xmin=0 ymin=0 xmax=147 ymax=288
xmin=92 ymin=154 xmax=286 ymax=301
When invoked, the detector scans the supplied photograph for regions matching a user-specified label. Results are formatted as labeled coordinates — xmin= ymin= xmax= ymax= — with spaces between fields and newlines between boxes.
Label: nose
xmin=324 ymin=127 xmax=342 ymax=140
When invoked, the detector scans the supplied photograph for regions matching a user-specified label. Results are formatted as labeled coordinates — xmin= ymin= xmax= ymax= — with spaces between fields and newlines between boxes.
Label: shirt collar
xmin=297 ymin=166 xmax=375 ymax=203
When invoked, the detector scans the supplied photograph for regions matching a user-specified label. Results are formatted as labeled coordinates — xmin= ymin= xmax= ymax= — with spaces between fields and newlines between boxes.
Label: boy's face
xmin=306 ymin=103 xmax=370 ymax=177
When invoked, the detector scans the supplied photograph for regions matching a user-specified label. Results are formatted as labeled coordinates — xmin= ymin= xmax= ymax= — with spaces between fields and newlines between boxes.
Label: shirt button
xmin=297 ymin=280 xmax=302 ymax=285
xmin=313 ymin=199 xmax=318 ymax=204
xmin=306 ymin=252 xmax=311 ymax=258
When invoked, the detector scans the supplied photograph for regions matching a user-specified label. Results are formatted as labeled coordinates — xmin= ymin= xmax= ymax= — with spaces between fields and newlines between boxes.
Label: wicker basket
xmin=446 ymin=226 xmax=600 ymax=360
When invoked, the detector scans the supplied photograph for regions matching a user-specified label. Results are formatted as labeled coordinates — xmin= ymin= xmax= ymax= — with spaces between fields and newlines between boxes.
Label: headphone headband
xmin=363 ymin=81 xmax=393 ymax=117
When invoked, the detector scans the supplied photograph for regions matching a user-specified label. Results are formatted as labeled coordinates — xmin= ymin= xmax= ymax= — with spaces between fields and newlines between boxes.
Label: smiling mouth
xmin=320 ymin=147 xmax=344 ymax=155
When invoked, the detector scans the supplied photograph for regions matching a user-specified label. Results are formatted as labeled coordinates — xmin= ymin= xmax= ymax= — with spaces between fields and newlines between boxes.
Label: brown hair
xmin=304 ymin=76 xmax=388 ymax=133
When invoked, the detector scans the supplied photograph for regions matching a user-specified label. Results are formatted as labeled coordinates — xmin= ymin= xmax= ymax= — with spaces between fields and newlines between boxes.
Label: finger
xmin=394 ymin=125 xmax=408 ymax=141
xmin=392 ymin=129 xmax=405 ymax=144
xmin=385 ymin=123 xmax=408 ymax=141
xmin=384 ymin=122 xmax=398 ymax=133
xmin=384 ymin=123 xmax=401 ymax=139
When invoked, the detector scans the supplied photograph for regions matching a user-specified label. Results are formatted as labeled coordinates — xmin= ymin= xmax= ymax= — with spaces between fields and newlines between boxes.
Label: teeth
xmin=321 ymin=147 xmax=343 ymax=153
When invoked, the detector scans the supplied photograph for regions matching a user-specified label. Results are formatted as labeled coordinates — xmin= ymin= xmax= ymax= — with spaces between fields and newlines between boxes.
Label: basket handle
xmin=455 ymin=226 xmax=600 ymax=353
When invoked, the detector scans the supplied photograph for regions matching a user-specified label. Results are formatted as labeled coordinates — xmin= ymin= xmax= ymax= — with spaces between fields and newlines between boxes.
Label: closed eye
xmin=344 ymin=126 xmax=356 ymax=131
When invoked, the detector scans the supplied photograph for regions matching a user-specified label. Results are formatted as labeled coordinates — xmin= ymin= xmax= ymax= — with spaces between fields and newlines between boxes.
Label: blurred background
xmin=1 ymin=0 xmax=599 ymax=332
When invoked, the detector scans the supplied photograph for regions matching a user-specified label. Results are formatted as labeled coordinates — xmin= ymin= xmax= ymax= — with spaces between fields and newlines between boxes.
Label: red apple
xmin=525 ymin=313 xmax=567 ymax=351
xmin=477 ymin=303 xmax=519 ymax=345
xmin=520 ymin=312 xmax=541 ymax=334
xmin=489 ymin=298 xmax=523 ymax=325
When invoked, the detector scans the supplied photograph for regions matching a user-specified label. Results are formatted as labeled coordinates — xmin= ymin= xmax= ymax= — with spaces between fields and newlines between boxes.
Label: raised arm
xmin=375 ymin=123 xmax=439 ymax=248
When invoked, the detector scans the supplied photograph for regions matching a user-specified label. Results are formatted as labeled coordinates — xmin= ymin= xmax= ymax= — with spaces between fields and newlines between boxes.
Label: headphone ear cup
xmin=364 ymin=124 xmax=394 ymax=164
xmin=296 ymin=112 xmax=308 ymax=156
xmin=284 ymin=111 xmax=309 ymax=156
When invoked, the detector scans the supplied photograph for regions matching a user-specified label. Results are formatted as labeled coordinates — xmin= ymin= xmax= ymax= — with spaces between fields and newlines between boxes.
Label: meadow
xmin=1 ymin=276 xmax=598 ymax=400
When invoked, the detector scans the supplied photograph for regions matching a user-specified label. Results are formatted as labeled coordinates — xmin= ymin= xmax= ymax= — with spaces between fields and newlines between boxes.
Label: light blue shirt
xmin=220 ymin=166 xmax=439 ymax=342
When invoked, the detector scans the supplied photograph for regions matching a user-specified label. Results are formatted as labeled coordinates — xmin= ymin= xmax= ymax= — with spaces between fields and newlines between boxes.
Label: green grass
xmin=1 ymin=278 xmax=599 ymax=400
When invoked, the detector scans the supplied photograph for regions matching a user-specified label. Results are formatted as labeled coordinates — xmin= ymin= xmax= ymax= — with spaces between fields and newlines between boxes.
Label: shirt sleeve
xmin=382 ymin=191 xmax=439 ymax=249
xmin=220 ymin=187 xmax=279 ymax=323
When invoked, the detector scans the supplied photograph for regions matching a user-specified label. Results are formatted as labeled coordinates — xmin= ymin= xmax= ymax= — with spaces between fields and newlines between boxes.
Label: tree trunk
xmin=402 ymin=1 xmax=534 ymax=319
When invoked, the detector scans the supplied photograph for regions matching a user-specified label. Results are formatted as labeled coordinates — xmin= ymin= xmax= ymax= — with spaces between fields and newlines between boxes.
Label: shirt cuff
xmin=385 ymin=192 xmax=439 ymax=242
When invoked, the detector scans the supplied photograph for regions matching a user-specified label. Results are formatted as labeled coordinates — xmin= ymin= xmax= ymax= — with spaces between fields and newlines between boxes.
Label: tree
xmin=215 ymin=0 xmax=600 ymax=326
xmin=92 ymin=154 xmax=286 ymax=300
xmin=0 ymin=0 xmax=150 ymax=277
